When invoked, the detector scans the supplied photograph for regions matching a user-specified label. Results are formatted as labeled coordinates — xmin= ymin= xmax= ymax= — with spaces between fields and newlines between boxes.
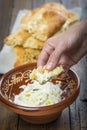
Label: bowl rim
xmin=0 ymin=63 xmax=80 ymax=111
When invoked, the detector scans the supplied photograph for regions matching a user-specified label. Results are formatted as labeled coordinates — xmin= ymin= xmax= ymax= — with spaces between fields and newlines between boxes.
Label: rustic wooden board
xmin=46 ymin=108 xmax=70 ymax=130
xmin=0 ymin=0 xmax=13 ymax=50
xmin=9 ymin=0 xmax=33 ymax=32
xmin=33 ymin=0 xmax=45 ymax=8
xmin=69 ymin=98 xmax=81 ymax=130
xmin=61 ymin=0 xmax=80 ymax=8
xmin=18 ymin=117 xmax=46 ymax=130
xmin=0 ymin=104 xmax=18 ymax=130
xmin=79 ymin=100 xmax=87 ymax=129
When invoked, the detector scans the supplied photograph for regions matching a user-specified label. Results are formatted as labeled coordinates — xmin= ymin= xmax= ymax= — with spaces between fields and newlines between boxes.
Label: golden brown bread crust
xmin=43 ymin=2 xmax=79 ymax=20
xmin=23 ymin=36 xmax=44 ymax=49
xmin=21 ymin=2 xmax=67 ymax=25
xmin=4 ymin=28 xmax=44 ymax=49
xmin=4 ymin=2 xmax=79 ymax=47
xmin=14 ymin=46 xmax=41 ymax=67
xmin=21 ymin=2 xmax=79 ymax=41
xmin=27 ymin=7 xmax=66 ymax=41
xmin=21 ymin=7 xmax=41 ymax=24
xmin=3 ymin=2 xmax=79 ymax=67
xmin=4 ymin=29 xmax=30 ymax=46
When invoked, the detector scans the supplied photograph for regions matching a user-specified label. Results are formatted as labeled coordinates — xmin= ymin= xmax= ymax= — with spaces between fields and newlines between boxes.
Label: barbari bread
xmin=23 ymin=36 xmax=44 ymax=49
xmin=4 ymin=29 xmax=30 ymax=46
xmin=3 ymin=2 xmax=79 ymax=67
xmin=4 ymin=2 xmax=79 ymax=47
xmin=21 ymin=2 xmax=79 ymax=41
xmin=14 ymin=46 xmax=41 ymax=67
xmin=4 ymin=28 xmax=44 ymax=49
xmin=26 ymin=9 xmax=66 ymax=41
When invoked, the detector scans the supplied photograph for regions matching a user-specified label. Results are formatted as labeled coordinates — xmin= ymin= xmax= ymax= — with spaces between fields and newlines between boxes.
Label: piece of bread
xmin=4 ymin=28 xmax=44 ymax=49
xmin=26 ymin=8 xmax=66 ymax=41
xmin=3 ymin=2 xmax=79 ymax=68
xmin=21 ymin=7 xmax=41 ymax=24
xmin=21 ymin=2 xmax=79 ymax=41
xmin=44 ymin=2 xmax=79 ymax=21
xmin=23 ymin=36 xmax=44 ymax=49
xmin=54 ymin=12 xmax=79 ymax=35
xmin=30 ymin=65 xmax=64 ymax=84
xmin=4 ymin=2 xmax=79 ymax=48
xmin=13 ymin=46 xmax=41 ymax=67
xmin=4 ymin=29 xmax=30 ymax=46
xmin=20 ymin=6 xmax=43 ymax=30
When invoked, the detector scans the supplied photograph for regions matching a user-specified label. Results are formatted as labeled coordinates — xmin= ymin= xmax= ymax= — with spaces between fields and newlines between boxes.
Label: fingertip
xmin=46 ymin=62 xmax=57 ymax=70
xmin=37 ymin=57 xmax=45 ymax=67
xmin=37 ymin=62 xmax=44 ymax=67
xmin=46 ymin=62 xmax=53 ymax=70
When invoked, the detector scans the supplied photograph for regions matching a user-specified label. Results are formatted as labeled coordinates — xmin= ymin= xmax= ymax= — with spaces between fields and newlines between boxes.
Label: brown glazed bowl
xmin=0 ymin=63 xmax=80 ymax=124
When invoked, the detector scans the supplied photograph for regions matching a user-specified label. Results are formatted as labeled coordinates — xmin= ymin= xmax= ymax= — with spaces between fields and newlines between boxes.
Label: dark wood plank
xmin=61 ymin=0 xmax=80 ymax=9
xmin=0 ymin=105 xmax=18 ymax=130
xmin=69 ymin=99 xmax=81 ymax=130
xmin=79 ymin=0 xmax=87 ymax=19
xmin=46 ymin=108 xmax=70 ymax=130
xmin=0 ymin=0 xmax=13 ymax=50
xmin=10 ymin=0 xmax=33 ymax=32
xmin=33 ymin=0 xmax=45 ymax=8
xmin=79 ymin=100 xmax=87 ymax=130
xmin=18 ymin=118 xmax=46 ymax=130
xmin=45 ymin=0 xmax=62 ymax=3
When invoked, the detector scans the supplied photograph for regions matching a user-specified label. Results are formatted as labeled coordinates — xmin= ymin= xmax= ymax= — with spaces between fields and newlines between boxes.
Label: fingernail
xmin=46 ymin=62 xmax=53 ymax=70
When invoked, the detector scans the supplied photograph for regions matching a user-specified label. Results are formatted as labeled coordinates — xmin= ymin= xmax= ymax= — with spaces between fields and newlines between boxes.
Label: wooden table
xmin=0 ymin=0 xmax=87 ymax=130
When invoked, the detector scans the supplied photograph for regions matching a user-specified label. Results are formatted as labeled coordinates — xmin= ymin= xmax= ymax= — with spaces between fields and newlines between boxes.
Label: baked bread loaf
xmin=21 ymin=2 xmax=79 ymax=41
xmin=3 ymin=2 xmax=79 ymax=67
xmin=4 ymin=2 xmax=79 ymax=47
xmin=26 ymin=9 xmax=66 ymax=41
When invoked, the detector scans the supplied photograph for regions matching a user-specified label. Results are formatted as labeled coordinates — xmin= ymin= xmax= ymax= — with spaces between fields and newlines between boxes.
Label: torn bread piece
xmin=23 ymin=36 xmax=44 ymax=49
xmin=20 ymin=7 xmax=41 ymax=30
xmin=4 ymin=28 xmax=44 ymax=49
xmin=30 ymin=66 xmax=64 ymax=84
xmin=4 ymin=29 xmax=30 ymax=46
xmin=25 ymin=2 xmax=79 ymax=41
xmin=13 ymin=46 xmax=41 ymax=67
xmin=20 ymin=2 xmax=66 ymax=31
xmin=54 ymin=12 xmax=79 ymax=35
xmin=26 ymin=7 xmax=66 ymax=41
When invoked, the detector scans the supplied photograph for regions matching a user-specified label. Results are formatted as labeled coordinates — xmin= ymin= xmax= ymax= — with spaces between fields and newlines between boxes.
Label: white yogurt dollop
xmin=14 ymin=80 xmax=63 ymax=107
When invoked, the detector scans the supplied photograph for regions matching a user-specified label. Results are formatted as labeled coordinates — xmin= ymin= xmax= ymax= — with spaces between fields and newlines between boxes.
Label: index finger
xmin=37 ymin=41 xmax=55 ymax=66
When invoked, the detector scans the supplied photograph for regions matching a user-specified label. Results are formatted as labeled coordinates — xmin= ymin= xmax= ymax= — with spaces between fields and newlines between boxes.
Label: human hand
xmin=37 ymin=20 xmax=87 ymax=71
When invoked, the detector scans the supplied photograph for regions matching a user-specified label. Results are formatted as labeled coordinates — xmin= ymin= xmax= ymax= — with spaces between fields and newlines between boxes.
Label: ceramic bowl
xmin=0 ymin=63 xmax=80 ymax=124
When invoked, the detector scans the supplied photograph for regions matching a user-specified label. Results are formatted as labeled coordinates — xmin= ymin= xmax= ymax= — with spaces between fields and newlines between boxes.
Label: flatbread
xmin=23 ymin=36 xmax=44 ymax=49
xmin=13 ymin=46 xmax=41 ymax=67
xmin=26 ymin=7 xmax=66 ymax=41
xmin=30 ymin=65 xmax=64 ymax=84
xmin=3 ymin=2 xmax=79 ymax=67
xmin=4 ymin=29 xmax=30 ymax=46
xmin=4 ymin=29 xmax=44 ymax=49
